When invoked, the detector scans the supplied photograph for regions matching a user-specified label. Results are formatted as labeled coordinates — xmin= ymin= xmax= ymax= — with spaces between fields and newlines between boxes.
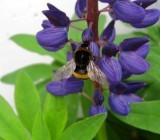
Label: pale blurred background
xmin=0 ymin=0 xmax=159 ymax=108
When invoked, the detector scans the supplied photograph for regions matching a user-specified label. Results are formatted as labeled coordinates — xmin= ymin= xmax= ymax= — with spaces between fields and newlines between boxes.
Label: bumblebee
xmin=54 ymin=42 xmax=108 ymax=85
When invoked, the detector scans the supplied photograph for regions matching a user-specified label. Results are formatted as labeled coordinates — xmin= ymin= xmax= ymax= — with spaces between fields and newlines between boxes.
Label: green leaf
xmin=59 ymin=114 xmax=106 ymax=140
xmin=1 ymin=64 xmax=55 ymax=84
xmin=15 ymin=72 xmax=41 ymax=133
xmin=32 ymin=111 xmax=51 ymax=140
xmin=43 ymin=94 xmax=67 ymax=140
xmin=10 ymin=34 xmax=69 ymax=63
xmin=113 ymin=101 xmax=160 ymax=134
xmin=0 ymin=96 xmax=30 ymax=140
xmin=65 ymin=94 xmax=80 ymax=127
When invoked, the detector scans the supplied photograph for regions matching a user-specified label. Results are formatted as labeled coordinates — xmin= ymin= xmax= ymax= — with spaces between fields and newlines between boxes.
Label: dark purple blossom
xmin=113 ymin=0 xmax=145 ymax=23
xmin=99 ymin=0 xmax=116 ymax=4
xmin=93 ymin=89 xmax=104 ymax=105
xmin=118 ymin=37 xmax=150 ymax=75
xmin=100 ymin=20 xmax=116 ymax=45
xmin=75 ymin=0 xmax=87 ymax=18
xmin=41 ymin=20 xmax=53 ymax=28
xmin=109 ymin=82 xmax=145 ymax=115
xmin=43 ymin=3 xmax=70 ymax=27
xmin=36 ymin=27 xmax=68 ymax=51
xmin=99 ymin=56 xmax=122 ymax=83
xmin=89 ymin=105 xmax=108 ymax=116
xmin=46 ymin=77 xmax=84 ymax=96
xmin=134 ymin=0 xmax=157 ymax=9
xmin=82 ymin=28 xmax=94 ymax=42
xmin=122 ymin=42 xmax=149 ymax=79
xmin=131 ymin=9 xmax=160 ymax=28
xmin=36 ymin=3 xmax=70 ymax=52
xmin=102 ymin=42 xmax=119 ymax=57
xmin=89 ymin=89 xmax=108 ymax=116
xmin=89 ymin=42 xmax=100 ymax=57
xmin=100 ymin=0 xmax=159 ymax=28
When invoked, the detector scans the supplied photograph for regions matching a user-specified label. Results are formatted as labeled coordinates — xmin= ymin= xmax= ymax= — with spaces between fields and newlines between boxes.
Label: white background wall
xmin=0 ymin=0 xmax=159 ymax=109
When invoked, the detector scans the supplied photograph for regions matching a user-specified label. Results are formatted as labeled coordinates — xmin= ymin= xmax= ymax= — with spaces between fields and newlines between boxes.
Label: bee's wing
xmin=87 ymin=60 xmax=108 ymax=85
xmin=54 ymin=59 xmax=76 ymax=81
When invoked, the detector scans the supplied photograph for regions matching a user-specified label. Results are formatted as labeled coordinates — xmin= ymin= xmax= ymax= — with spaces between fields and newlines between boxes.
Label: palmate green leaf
xmin=10 ymin=34 xmax=70 ymax=64
xmin=65 ymin=94 xmax=80 ymax=127
xmin=1 ymin=64 xmax=54 ymax=84
xmin=59 ymin=114 xmax=106 ymax=140
xmin=112 ymin=101 xmax=160 ymax=134
xmin=43 ymin=94 xmax=67 ymax=140
xmin=32 ymin=111 xmax=51 ymax=140
xmin=0 ymin=96 xmax=30 ymax=140
xmin=15 ymin=72 xmax=41 ymax=133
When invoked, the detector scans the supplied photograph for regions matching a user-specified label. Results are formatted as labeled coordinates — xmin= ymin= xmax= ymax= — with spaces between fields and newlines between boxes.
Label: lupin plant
xmin=36 ymin=0 xmax=160 ymax=117
xmin=1 ymin=0 xmax=160 ymax=140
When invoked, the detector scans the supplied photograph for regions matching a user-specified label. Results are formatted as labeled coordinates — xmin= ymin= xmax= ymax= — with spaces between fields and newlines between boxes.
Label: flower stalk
xmin=87 ymin=0 xmax=99 ymax=41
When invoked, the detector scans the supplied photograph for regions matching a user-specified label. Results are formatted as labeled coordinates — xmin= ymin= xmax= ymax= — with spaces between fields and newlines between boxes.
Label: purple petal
xmin=134 ymin=0 xmax=157 ymax=8
xmin=131 ymin=9 xmax=160 ymax=28
xmin=119 ymin=37 xmax=149 ymax=51
xmin=82 ymin=28 xmax=94 ymax=42
xmin=89 ymin=105 xmax=108 ymax=116
xmin=71 ymin=43 xmax=78 ymax=51
xmin=99 ymin=0 xmax=116 ymax=4
xmin=89 ymin=42 xmax=100 ymax=57
xmin=119 ymin=52 xmax=150 ymax=74
xmin=109 ymin=93 xmax=130 ymax=115
xmin=99 ymin=56 xmax=122 ymax=83
xmin=67 ymin=52 xmax=73 ymax=61
xmin=41 ymin=20 xmax=53 ymax=29
xmin=36 ymin=27 xmax=67 ymax=51
xmin=109 ymin=82 xmax=127 ymax=95
xmin=102 ymin=42 xmax=119 ymax=57
xmin=135 ymin=43 xmax=150 ymax=58
xmin=94 ymin=89 xmax=104 ymax=105
xmin=113 ymin=0 xmax=145 ymax=23
xmin=42 ymin=3 xmax=70 ymax=27
xmin=46 ymin=77 xmax=84 ymax=96
xmin=100 ymin=20 xmax=116 ymax=44
xmin=122 ymin=69 xmax=132 ymax=79
xmin=125 ymin=93 xmax=144 ymax=104
xmin=125 ymin=82 xmax=146 ymax=94
xmin=75 ymin=0 xmax=87 ymax=18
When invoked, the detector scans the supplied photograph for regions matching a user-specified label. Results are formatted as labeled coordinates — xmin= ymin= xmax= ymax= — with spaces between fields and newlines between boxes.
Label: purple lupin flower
xmin=109 ymin=82 xmax=145 ymax=115
xmin=82 ymin=28 xmax=94 ymax=42
xmin=100 ymin=0 xmax=159 ymax=28
xmin=118 ymin=37 xmax=150 ymax=75
xmin=89 ymin=42 xmax=100 ymax=58
xmin=112 ymin=0 xmax=146 ymax=23
xmin=75 ymin=0 xmax=87 ymax=18
xmin=100 ymin=20 xmax=116 ymax=46
xmin=36 ymin=27 xmax=68 ymax=51
xmin=46 ymin=76 xmax=84 ymax=96
xmin=131 ymin=9 xmax=160 ymax=28
xmin=36 ymin=3 xmax=70 ymax=51
xmin=132 ymin=0 xmax=159 ymax=28
xmin=99 ymin=56 xmax=122 ymax=83
xmin=89 ymin=89 xmax=108 ymax=116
